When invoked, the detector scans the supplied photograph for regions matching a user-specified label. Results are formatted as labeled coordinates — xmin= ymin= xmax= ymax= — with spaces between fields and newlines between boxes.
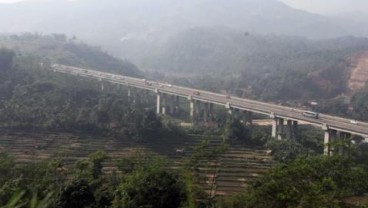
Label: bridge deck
xmin=52 ymin=64 xmax=368 ymax=139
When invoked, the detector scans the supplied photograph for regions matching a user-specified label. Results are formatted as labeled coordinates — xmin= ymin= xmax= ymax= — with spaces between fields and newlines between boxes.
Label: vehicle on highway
xmin=225 ymin=95 xmax=231 ymax=99
xmin=350 ymin=120 xmax=358 ymax=125
xmin=193 ymin=91 xmax=200 ymax=95
xmin=302 ymin=111 xmax=319 ymax=118
xmin=167 ymin=84 xmax=172 ymax=87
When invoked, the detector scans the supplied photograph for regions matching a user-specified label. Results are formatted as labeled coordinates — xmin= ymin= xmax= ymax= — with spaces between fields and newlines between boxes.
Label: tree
xmin=114 ymin=158 xmax=187 ymax=208
xmin=228 ymin=156 xmax=368 ymax=208
xmin=56 ymin=179 xmax=95 ymax=208
xmin=138 ymin=110 xmax=163 ymax=139
xmin=224 ymin=118 xmax=251 ymax=143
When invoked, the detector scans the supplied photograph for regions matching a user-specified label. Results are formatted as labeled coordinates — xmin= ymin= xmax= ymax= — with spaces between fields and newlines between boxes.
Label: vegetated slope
xmin=143 ymin=27 xmax=368 ymax=101
xmin=348 ymin=51 xmax=368 ymax=91
xmin=0 ymin=131 xmax=272 ymax=197
xmin=0 ymin=41 xmax=151 ymax=136
xmin=0 ymin=34 xmax=142 ymax=77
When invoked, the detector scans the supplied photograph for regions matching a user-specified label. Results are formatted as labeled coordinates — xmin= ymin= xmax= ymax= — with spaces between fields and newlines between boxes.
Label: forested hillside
xmin=0 ymin=34 xmax=142 ymax=77
xmin=0 ymin=38 xmax=160 ymax=140
xmin=2 ymin=39 xmax=368 ymax=208
xmin=141 ymin=28 xmax=368 ymax=101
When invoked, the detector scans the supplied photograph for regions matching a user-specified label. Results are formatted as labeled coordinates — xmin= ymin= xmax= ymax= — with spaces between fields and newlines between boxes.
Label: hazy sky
xmin=280 ymin=0 xmax=368 ymax=14
xmin=0 ymin=0 xmax=367 ymax=15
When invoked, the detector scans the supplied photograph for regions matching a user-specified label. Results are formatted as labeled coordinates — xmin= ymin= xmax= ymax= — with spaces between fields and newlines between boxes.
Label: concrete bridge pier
xmin=277 ymin=118 xmax=284 ymax=140
xmin=195 ymin=100 xmax=202 ymax=121
xmin=271 ymin=113 xmax=277 ymax=138
xmin=209 ymin=103 xmax=214 ymax=122
xmin=128 ymin=86 xmax=131 ymax=101
xmin=226 ymin=102 xmax=233 ymax=116
xmin=242 ymin=111 xmax=253 ymax=125
xmin=323 ymin=124 xmax=337 ymax=156
xmin=166 ymin=95 xmax=175 ymax=115
xmin=337 ymin=132 xmax=351 ymax=156
xmin=173 ymin=96 xmax=180 ymax=115
xmin=156 ymin=90 xmax=161 ymax=114
xmin=189 ymin=99 xmax=195 ymax=118
xmin=161 ymin=94 xmax=168 ymax=115
xmin=203 ymin=102 xmax=209 ymax=122
xmin=142 ymin=89 xmax=150 ymax=104
xmin=285 ymin=120 xmax=298 ymax=140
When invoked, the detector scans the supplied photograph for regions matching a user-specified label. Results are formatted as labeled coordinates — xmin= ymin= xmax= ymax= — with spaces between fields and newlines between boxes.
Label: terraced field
xmin=0 ymin=130 xmax=273 ymax=196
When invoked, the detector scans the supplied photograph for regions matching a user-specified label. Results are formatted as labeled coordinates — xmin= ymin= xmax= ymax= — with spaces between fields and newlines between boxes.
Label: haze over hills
xmin=0 ymin=0 xmax=366 ymax=49
xmin=1 ymin=0 xmax=368 ymax=105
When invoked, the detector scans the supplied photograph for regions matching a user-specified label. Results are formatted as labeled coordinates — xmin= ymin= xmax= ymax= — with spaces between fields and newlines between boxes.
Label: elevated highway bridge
xmin=52 ymin=64 xmax=368 ymax=155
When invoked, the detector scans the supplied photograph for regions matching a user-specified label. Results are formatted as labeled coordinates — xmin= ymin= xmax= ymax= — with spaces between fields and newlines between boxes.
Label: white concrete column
xmin=226 ymin=102 xmax=232 ymax=116
xmin=127 ymin=87 xmax=131 ymax=101
xmin=324 ymin=130 xmax=330 ymax=156
xmin=190 ymin=100 xmax=195 ymax=118
xmin=271 ymin=118 xmax=277 ymax=138
xmin=330 ymin=130 xmax=337 ymax=156
xmin=161 ymin=94 xmax=167 ymax=115
xmin=156 ymin=92 xmax=161 ymax=114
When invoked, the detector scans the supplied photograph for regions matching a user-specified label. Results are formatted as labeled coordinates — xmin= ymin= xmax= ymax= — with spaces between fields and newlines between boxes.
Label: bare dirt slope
xmin=348 ymin=52 xmax=368 ymax=91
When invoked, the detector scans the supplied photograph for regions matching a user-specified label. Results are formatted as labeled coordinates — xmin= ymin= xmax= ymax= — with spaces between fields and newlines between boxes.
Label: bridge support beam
xmin=195 ymin=100 xmax=202 ymax=121
xmin=277 ymin=118 xmax=284 ymax=140
xmin=127 ymin=86 xmax=131 ymax=101
xmin=286 ymin=120 xmax=292 ymax=140
xmin=226 ymin=103 xmax=233 ymax=117
xmin=292 ymin=121 xmax=298 ymax=139
xmin=337 ymin=132 xmax=351 ymax=156
xmin=173 ymin=96 xmax=180 ymax=115
xmin=189 ymin=98 xmax=195 ymax=119
xmin=271 ymin=113 xmax=277 ymax=138
xmin=285 ymin=120 xmax=298 ymax=140
xmin=167 ymin=95 xmax=175 ymax=115
xmin=323 ymin=124 xmax=337 ymax=156
xmin=203 ymin=103 xmax=209 ymax=122
xmin=161 ymin=94 xmax=168 ymax=115
xmin=156 ymin=91 xmax=161 ymax=114
xmin=209 ymin=103 xmax=214 ymax=122
xmin=242 ymin=111 xmax=253 ymax=126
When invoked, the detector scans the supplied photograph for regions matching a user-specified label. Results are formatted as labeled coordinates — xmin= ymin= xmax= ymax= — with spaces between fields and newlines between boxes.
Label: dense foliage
xmin=0 ymin=46 xmax=166 ymax=141
xmin=0 ymin=34 xmax=142 ymax=77
xmin=219 ymin=156 xmax=368 ymax=208
xmin=145 ymin=30 xmax=368 ymax=101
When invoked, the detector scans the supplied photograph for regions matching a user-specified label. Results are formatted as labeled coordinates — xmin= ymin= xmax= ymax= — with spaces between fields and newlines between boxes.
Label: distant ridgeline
xmin=135 ymin=29 xmax=368 ymax=101
xmin=0 ymin=33 xmax=143 ymax=77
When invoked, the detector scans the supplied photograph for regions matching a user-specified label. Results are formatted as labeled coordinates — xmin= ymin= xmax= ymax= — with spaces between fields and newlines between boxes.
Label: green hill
xmin=0 ymin=33 xmax=143 ymax=77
